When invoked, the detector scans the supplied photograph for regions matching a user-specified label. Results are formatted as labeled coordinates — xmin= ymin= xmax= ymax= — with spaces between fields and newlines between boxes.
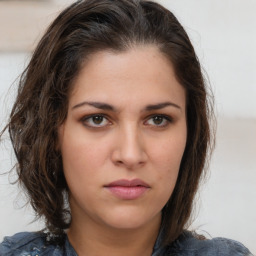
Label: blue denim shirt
xmin=0 ymin=230 xmax=253 ymax=256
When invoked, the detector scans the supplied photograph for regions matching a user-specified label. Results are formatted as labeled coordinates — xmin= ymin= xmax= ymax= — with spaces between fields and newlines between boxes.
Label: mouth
xmin=104 ymin=179 xmax=150 ymax=200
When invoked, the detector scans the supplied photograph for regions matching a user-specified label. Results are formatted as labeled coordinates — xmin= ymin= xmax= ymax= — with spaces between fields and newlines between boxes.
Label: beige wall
xmin=0 ymin=0 xmax=72 ymax=51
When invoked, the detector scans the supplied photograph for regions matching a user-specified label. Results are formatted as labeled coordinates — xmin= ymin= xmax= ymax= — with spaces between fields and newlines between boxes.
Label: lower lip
xmin=105 ymin=186 xmax=149 ymax=200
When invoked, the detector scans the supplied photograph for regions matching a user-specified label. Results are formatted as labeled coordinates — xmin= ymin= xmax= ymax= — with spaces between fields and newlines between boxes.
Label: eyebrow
xmin=72 ymin=101 xmax=116 ymax=111
xmin=144 ymin=102 xmax=181 ymax=111
xmin=72 ymin=101 xmax=181 ymax=111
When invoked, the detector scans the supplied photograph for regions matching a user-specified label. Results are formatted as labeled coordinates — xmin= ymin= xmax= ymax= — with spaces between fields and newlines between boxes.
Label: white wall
xmin=159 ymin=0 xmax=256 ymax=119
xmin=0 ymin=0 xmax=255 ymax=253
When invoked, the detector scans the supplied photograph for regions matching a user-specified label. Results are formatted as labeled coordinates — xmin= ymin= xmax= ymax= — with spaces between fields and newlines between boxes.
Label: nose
xmin=111 ymin=124 xmax=147 ymax=170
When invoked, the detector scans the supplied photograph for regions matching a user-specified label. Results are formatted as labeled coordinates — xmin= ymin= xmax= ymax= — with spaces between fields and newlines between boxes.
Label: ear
xmin=56 ymin=124 xmax=65 ymax=151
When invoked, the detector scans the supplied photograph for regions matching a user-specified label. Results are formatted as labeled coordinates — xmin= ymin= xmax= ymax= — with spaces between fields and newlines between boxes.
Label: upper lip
xmin=105 ymin=179 xmax=150 ymax=188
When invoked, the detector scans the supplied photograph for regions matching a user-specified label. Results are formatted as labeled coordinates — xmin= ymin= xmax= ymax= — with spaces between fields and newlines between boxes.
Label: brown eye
xmin=152 ymin=116 xmax=164 ymax=125
xmin=145 ymin=115 xmax=172 ymax=127
xmin=92 ymin=116 xmax=104 ymax=124
xmin=82 ymin=115 xmax=110 ymax=128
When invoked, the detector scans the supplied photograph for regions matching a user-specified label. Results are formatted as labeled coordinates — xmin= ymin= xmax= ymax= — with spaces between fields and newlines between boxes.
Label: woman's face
xmin=59 ymin=46 xmax=187 ymax=231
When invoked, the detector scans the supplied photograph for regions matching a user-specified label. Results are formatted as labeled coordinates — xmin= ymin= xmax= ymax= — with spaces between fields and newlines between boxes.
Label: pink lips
xmin=104 ymin=179 xmax=150 ymax=200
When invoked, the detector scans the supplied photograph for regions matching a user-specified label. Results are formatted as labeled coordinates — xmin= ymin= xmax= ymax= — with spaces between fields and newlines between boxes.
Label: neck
xmin=67 ymin=215 xmax=161 ymax=256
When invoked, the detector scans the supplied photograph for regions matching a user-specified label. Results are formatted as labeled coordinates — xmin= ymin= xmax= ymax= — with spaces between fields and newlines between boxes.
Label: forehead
xmin=69 ymin=46 xmax=185 ymax=110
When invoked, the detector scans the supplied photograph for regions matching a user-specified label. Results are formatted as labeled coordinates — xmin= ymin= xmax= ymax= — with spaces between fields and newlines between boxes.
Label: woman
xmin=0 ymin=0 xmax=253 ymax=255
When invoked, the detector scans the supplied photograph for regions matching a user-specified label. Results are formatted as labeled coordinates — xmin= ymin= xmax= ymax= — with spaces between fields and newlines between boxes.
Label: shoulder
xmin=0 ymin=232 xmax=65 ymax=256
xmin=160 ymin=231 xmax=253 ymax=256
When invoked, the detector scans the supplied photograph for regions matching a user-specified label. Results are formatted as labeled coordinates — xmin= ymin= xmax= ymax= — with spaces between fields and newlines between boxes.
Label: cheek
xmin=152 ymin=134 xmax=186 ymax=169
xmin=62 ymin=138 xmax=108 ymax=173
xmin=59 ymin=126 xmax=107 ymax=180
xmin=60 ymin=137 xmax=108 ymax=199
xmin=149 ymin=128 xmax=187 ymax=188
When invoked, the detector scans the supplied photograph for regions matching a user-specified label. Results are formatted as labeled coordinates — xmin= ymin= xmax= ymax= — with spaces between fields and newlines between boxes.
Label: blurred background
xmin=0 ymin=0 xmax=255 ymax=253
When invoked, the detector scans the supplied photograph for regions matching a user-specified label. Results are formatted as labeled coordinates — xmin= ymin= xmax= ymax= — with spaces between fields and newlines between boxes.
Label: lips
xmin=104 ymin=179 xmax=150 ymax=200
xmin=106 ymin=179 xmax=150 ymax=188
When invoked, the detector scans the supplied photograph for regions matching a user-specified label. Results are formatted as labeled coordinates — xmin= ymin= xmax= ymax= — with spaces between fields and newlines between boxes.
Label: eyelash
xmin=81 ymin=114 xmax=111 ymax=128
xmin=145 ymin=114 xmax=173 ymax=127
xmin=81 ymin=114 xmax=173 ymax=128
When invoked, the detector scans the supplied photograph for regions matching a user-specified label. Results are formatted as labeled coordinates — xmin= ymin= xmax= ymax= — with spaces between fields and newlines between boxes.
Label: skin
xmin=58 ymin=46 xmax=187 ymax=256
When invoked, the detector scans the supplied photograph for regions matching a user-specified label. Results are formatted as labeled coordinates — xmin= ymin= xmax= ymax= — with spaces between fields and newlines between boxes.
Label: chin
xmin=100 ymin=208 xmax=161 ymax=230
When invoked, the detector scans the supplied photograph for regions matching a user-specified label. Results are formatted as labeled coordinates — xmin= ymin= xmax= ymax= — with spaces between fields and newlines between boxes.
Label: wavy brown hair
xmin=1 ymin=0 xmax=214 ymax=246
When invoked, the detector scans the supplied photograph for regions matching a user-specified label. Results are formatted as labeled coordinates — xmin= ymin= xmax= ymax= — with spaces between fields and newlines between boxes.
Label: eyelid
xmin=80 ymin=113 xmax=174 ymax=129
xmin=81 ymin=114 xmax=112 ymax=128
xmin=145 ymin=113 xmax=173 ymax=121
xmin=144 ymin=114 xmax=173 ymax=127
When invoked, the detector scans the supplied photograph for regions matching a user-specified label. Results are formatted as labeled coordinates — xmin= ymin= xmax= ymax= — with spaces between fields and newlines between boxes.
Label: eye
xmin=145 ymin=115 xmax=172 ymax=127
xmin=82 ymin=114 xmax=111 ymax=128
